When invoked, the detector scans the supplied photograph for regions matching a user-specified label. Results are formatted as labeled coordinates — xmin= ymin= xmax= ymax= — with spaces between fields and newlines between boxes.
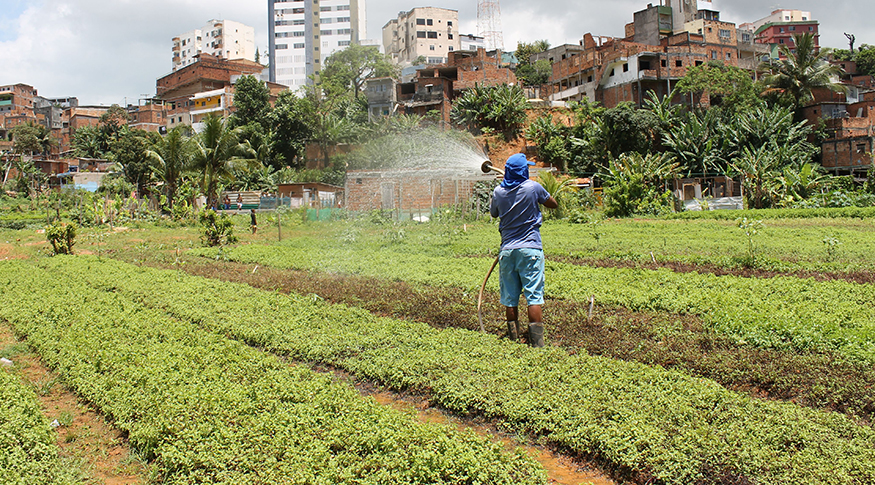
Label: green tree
xmin=676 ymin=61 xmax=760 ymax=112
xmin=601 ymin=152 xmax=679 ymax=217
xmin=514 ymin=40 xmax=550 ymax=65
xmin=9 ymin=122 xmax=55 ymax=157
xmin=145 ymin=126 xmax=191 ymax=209
xmin=269 ymin=91 xmax=313 ymax=169
xmin=109 ymin=128 xmax=152 ymax=196
xmin=760 ymin=33 xmax=847 ymax=113
xmin=320 ymin=44 xmax=398 ymax=101
xmin=855 ymin=45 xmax=875 ymax=77
xmin=190 ymin=116 xmax=253 ymax=208
xmin=231 ymin=75 xmax=271 ymax=129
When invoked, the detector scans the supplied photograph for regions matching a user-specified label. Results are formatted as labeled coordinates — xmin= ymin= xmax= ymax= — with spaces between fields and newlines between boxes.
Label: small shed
xmin=276 ymin=182 xmax=343 ymax=208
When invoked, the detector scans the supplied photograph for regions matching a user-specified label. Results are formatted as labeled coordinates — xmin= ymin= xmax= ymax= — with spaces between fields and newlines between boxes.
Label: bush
xmin=46 ymin=221 xmax=77 ymax=255
xmin=199 ymin=209 xmax=238 ymax=247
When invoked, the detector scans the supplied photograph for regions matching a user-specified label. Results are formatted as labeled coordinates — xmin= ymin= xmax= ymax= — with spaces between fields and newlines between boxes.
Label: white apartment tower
xmin=269 ymin=0 xmax=367 ymax=89
xmin=172 ymin=20 xmax=256 ymax=71
xmin=383 ymin=7 xmax=461 ymax=66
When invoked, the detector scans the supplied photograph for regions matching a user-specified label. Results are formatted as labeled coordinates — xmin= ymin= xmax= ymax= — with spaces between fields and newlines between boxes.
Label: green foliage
xmin=855 ymin=45 xmax=875 ymax=77
xmin=230 ymin=75 xmax=271 ymax=129
xmin=760 ymin=33 xmax=847 ymax=111
xmin=0 ymin=368 xmax=79 ymax=484
xmin=198 ymin=209 xmax=238 ymax=247
xmin=736 ymin=217 xmax=764 ymax=265
xmin=145 ymin=126 xmax=191 ymax=209
xmin=190 ymin=116 xmax=252 ymax=208
xmin=108 ymin=128 xmax=152 ymax=195
xmin=8 ymin=122 xmax=55 ymax=157
xmin=515 ymin=59 xmax=552 ymax=86
xmin=450 ymin=84 xmax=528 ymax=137
xmin=514 ymin=40 xmax=550 ymax=66
xmin=525 ymin=114 xmax=571 ymax=170
xmin=0 ymin=259 xmax=545 ymax=484
xmin=59 ymin=256 xmax=875 ymax=485
xmin=45 ymin=220 xmax=76 ymax=255
xmin=601 ymin=152 xmax=679 ymax=217
xmin=97 ymin=175 xmax=134 ymax=199
xmin=537 ymin=170 xmax=577 ymax=219
xmin=269 ymin=91 xmax=312 ymax=169
xmin=320 ymin=44 xmax=399 ymax=101
xmin=676 ymin=61 xmax=760 ymax=112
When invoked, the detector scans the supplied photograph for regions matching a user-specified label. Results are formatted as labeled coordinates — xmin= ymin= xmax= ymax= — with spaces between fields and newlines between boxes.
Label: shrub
xmin=198 ymin=209 xmax=238 ymax=247
xmin=45 ymin=221 xmax=77 ymax=255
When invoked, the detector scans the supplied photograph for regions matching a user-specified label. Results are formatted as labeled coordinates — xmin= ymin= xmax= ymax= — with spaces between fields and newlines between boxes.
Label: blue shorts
xmin=499 ymin=248 xmax=545 ymax=307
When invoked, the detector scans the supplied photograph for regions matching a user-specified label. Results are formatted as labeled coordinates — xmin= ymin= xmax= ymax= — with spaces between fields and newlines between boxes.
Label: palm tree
xmin=760 ymin=33 xmax=847 ymax=114
xmin=145 ymin=126 xmax=191 ymax=209
xmin=189 ymin=116 xmax=253 ymax=209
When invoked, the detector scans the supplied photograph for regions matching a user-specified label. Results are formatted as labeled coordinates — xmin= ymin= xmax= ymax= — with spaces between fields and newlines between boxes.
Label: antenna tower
xmin=477 ymin=0 xmax=504 ymax=51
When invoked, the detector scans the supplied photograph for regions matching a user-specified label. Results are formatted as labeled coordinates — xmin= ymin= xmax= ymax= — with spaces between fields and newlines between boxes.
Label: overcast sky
xmin=0 ymin=0 xmax=870 ymax=106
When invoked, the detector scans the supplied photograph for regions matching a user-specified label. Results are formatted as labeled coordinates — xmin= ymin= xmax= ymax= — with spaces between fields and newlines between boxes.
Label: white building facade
xmin=382 ymin=7 xmax=460 ymax=66
xmin=172 ymin=20 xmax=256 ymax=71
xmin=269 ymin=0 xmax=367 ymax=89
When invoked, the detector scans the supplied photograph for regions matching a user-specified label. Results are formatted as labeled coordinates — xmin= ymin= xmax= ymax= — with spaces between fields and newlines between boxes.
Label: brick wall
xmin=822 ymin=136 xmax=874 ymax=169
xmin=345 ymin=170 xmax=487 ymax=215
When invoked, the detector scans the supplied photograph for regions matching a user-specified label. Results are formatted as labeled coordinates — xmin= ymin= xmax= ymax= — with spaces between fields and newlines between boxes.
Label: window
xmin=857 ymin=144 xmax=867 ymax=153
xmin=448 ymin=21 xmax=453 ymax=26
xmin=276 ymin=44 xmax=288 ymax=50
xmin=726 ymin=52 xmax=731 ymax=60
xmin=337 ymin=17 xmax=350 ymax=22
xmin=675 ymin=59 xmax=682 ymax=67
xmin=293 ymin=8 xmax=303 ymax=13
xmin=711 ymin=50 xmax=717 ymax=59
xmin=802 ymin=17 xmax=807 ymax=20
xmin=321 ymin=30 xmax=332 ymax=36
xmin=321 ymin=17 xmax=332 ymax=23
xmin=336 ymin=28 xmax=350 ymax=34
xmin=718 ymin=29 xmax=731 ymax=39
xmin=417 ymin=31 xmax=426 ymax=38
xmin=448 ymin=34 xmax=453 ymax=39
xmin=427 ymin=19 xmax=433 ymax=25
xmin=416 ymin=18 xmax=425 ymax=25
xmin=779 ymin=27 xmax=784 ymax=33
xmin=320 ymin=6 xmax=331 ymax=11
xmin=293 ymin=31 xmax=305 ymax=37
xmin=429 ymin=45 xmax=435 ymax=50
xmin=293 ymin=19 xmax=305 ymax=25
xmin=695 ymin=60 xmax=703 ymax=66
xmin=339 ymin=40 xmax=350 ymax=46
xmin=448 ymin=46 xmax=453 ymax=51
xmin=427 ymin=31 xmax=437 ymax=39
xmin=661 ymin=59 xmax=667 ymax=67
xmin=587 ymin=75 xmax=593 ymax=82
xmin=789 ymin=26 xmax=796 ymax=31
xmin=639 ymin=60 xmax=651 ymax=70
xmin=622 ymin=63 xmax=628 ymax=72
xmin=293 ymin=43 xmax=305 ymax=48
xmin=337 ymin=5 xmax=349 ymax=11
xmin=779 ymin=39 xmax=784 ymax=44
xmin=809 ymin=27 xmax=813 ymax=31
xmin=609 ymin=68 xmax=615 ymax=76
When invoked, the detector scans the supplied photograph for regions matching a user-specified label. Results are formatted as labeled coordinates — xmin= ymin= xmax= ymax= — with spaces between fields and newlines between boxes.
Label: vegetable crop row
xmin=193 ymin=242 xmax=875 ymax=362
xmin=0 ymin=366 xmax=77 ymax=485
xmin=662 ymin=206 xmax=875 ymax=220
xmin=51 ymin=256 xmax=875 ymax=485
xmin=0 ymin=260 xmax=544 ymax=484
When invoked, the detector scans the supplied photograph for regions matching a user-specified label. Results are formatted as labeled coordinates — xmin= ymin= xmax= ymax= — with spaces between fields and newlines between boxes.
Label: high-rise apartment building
xmin=269 ymin=0 xmax=367 ymax=89
xmin=172 ymin=20 xmax=256 ymax=71
xmin=383 ymin=7 xmax=460 ymax=66
xmin=739 ymin=9 xmax=819 ymax=54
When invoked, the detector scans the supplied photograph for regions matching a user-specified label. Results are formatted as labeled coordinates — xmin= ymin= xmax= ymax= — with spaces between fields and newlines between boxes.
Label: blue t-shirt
xmin=490 ymin=179 xmax=551 ymax=251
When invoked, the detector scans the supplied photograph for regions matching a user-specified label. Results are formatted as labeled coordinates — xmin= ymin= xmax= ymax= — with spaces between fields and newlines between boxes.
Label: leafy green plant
xmin=45 ymin=221 xmax=77 ymax=255
xmin=198 ymin=209 xmax=238 ymax=247
xmin=823 ymin=235 xmax=842 ymax=261
xmin=736 ymin=217 xmax=764 ymax=266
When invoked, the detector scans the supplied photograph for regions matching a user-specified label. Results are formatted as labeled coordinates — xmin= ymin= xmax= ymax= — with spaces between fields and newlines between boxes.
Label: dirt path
xmin=0 ymin=323 xmax=147 ymax=484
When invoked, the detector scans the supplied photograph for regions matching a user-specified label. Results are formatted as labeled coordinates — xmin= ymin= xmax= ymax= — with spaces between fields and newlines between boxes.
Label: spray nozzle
xmin=480 ymin=160 xmax=504 ymax=176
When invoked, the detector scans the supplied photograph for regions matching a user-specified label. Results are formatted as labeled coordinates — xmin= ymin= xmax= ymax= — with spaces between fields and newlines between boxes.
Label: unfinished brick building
xmin=396 ymin=48 xmax=517 ymax=122
xmin=542 ymin=3 xmax=766 ymax=108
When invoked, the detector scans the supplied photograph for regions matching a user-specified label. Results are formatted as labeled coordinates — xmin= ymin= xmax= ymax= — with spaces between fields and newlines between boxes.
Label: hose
xmin=477 ymin=254 xmax=500 ymax=333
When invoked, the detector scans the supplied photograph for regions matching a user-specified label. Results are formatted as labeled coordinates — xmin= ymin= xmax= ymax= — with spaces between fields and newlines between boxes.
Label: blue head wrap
xmin=500 ymin=153 xmax=535 ymax=189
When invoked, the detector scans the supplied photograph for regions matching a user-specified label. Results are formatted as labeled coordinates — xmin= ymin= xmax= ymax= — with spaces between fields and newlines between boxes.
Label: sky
xmin=0 ymin=0 xmax=870 ymax=106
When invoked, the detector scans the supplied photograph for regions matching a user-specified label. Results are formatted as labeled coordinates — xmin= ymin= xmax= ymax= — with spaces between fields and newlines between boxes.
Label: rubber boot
xmin=506 ymin=320 xmax=519 ymax=341
xmin=528 ymin=322 xmax=545 ymax=348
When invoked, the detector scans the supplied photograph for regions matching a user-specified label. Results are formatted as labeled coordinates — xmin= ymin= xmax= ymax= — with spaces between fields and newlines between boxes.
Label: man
xmin=490 ymin=153 xmax=558 ymax=347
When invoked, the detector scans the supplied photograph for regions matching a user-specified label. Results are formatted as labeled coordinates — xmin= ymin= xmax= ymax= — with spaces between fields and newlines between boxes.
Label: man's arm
xmin=542 ymin=196 xmax=558 ymax=209
xmin=490 ymin=194 xmax=499 ymax=218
